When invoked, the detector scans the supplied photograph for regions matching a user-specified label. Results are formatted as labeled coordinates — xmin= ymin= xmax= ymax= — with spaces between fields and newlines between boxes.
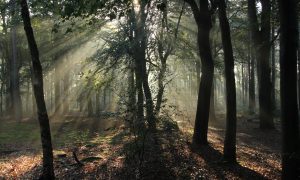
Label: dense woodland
xmin=0 ymin=0 xmax=299 ymax=179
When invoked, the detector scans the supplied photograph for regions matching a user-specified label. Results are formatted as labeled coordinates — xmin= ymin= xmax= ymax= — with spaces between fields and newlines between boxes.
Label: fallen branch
xmin=72 ymin=151 xmax=84 ymax=166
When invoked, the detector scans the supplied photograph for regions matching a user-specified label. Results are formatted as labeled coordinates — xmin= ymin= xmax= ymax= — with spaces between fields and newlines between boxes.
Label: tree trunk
xmin=135 ymin=65 xmax=145 ymax=125
xmin=186 ymin=0 xmax=214 ymax=145
xmin=298 ymin=23 xmax=300 ymax=113
xmin=209 ymin=80 xmax=216 ymax=122
xmin=95 ymin=90 xmax=100 ymax=116
xmin=63 ymin=65 xmax=69 ymax=115
xmin=248 ymin=0 xmax=274 ymax=129
xmin=155 ymin=58 xmax=166 ymax=114
xmin=133 ymin=0 xmax=156 ymax=130
xmin=88 ymin=94 xmax=93 ymax=117
xmin=218 ymin=0 xmax=237 ymax=163
xmin=54 ymin=68 xmax=61 ymax=115
xmin=20 ymin=0 xmax=55 ymax=178
xmin=10 ymin=0 xmax=22 ymax=121
xmin=259 ymin=0 xmax=274 ymax=129
xmin=271 ymin=4 xmax=276 ymax=114
xmin=248 ymin=35 xmax=255 ymax=114
xmin=278 ymin=0 xmax=300 ymax=178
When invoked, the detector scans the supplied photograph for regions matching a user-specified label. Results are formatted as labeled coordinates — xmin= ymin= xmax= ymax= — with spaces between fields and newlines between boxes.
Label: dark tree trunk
xmin=271 ymin=23 xmax=276 ymax=113
xmin=248 ymin=34 xmax=256 ymax=114
xmin=278 ymin=0 xmax=300 ymax=178
xmin=133 ymin=1 xmax=156 ymax=130
xmin=142 ymin=60 xmax=156 ymax=130
xmin=88 ymin=94 xmax=93 ymax=117
xmin=259 ymin=0 xmax=274 ymax=129
xmin=135 ymin=65 xmax=144 ymax=125
xmin=298 ymin=23 xmax=300 ymax=113
xmin=1 ymin=10 xmax=11 ymax=116
xmin=186 ymin=0 xmax=214 ymax=145
xmin=155 ymin=58 xmax=166 ymax=114
xmin=127 ymin=63 xmax=136 ymax=129
xmin=218 ymin=0 xmax=237 ymax=163
xmin=20 ymin=0 xmax=55 ymax=178
xmin=155 ymin=1 xmax=183 ymax=114
xmin=248 ymin=0 xmax=274 ymax=129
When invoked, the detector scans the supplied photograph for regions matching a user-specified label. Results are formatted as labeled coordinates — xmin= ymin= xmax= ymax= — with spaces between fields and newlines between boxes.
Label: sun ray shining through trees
xmin=0 ymin=0 xmax=299 ymax=179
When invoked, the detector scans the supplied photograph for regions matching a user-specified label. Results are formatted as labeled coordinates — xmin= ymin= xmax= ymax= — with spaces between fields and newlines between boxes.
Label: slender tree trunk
xmin=20 ymin=0 xmax=55 ymax=178
xmin=133 ymin=0 xmax=156 ymax=130
xmin=135 ymin=65 xmax=144 ymax=124
xmin=209 ymin=80 xmax=216 ymax=122
xmin=218 ymin=0 xmax=237 ymax=163
xmin=95 ymin=90 xmax=100 ymax=116
xmin=141 ymin=57 xmax=156 ymax=130
xmin=10 ymin=0 xmax=22 ymax=121
xmin=1 ymin=10 xmax=10 ymax=116
xmin=278 ymin=0 xmax=300 ymax=179
xmin=63 ymin=64 xmax=69 ymax=115
xmin=54 ymin=68 xmax=61 ymax=115
xmin=32 ymin=85 xmax=36 ymax=116
xmin=186 ymin=0 xmax=214 ymax=145
xmin=88 ymin=94 xmax=93 ymax=117
xmin=271 ymin=22 xmax=276 ymax=113
xmin=248 ymin=36 xmax=256 ymax=114
xmin=241 ymin=62 xmax=245 ymax=106
xmin=298 ymin=23 xmax=300 ymax=113
xmin=155 ymin=58 xmax=166 ymax=114
xmin=127 ymin=63 xmax=136 ymax=129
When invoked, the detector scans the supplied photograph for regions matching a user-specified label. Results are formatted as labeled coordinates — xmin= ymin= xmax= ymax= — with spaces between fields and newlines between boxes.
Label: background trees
xmin=0 ymin=0 xmax=298 ymax=178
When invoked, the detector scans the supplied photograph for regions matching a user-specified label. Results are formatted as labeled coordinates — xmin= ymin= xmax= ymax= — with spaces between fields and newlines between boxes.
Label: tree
xmin=185 ymin=0 xmax=215 ymax=145
xmin=130 ymin=0 xmax=156 ymax=130
xmin=248 ymin=0 xmax=274 ymax=129
xmin=155 ymin=1 xmax=184 ymax=114
xmin=218 ymin=0 xmax=237 ymax=163
xmin=278 ymin=0 xmax=300 ymax=178
xmin=20 ymin=0 xmax=55 ymax=178
xmin=9 ymin=0 xmax=22 ymax=120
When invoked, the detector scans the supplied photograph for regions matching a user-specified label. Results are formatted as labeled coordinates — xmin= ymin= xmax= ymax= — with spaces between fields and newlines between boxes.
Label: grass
xmin=0 ymin=118 xmax=106 ymax=150
xmin=0 ymin=121 xmax=40 ymax=150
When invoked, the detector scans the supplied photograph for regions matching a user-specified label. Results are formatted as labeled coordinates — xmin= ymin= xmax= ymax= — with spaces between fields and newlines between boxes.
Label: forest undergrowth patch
xmin=0 ymin=115 xmax=281 ymax=179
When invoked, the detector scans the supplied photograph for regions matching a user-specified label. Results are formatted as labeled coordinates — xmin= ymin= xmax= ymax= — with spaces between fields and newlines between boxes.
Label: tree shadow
xmin=114 ymin=130 xmax=177 ymax=180
xmin=209 ymin=118 xmax=282 ymax=153
xmin=190 ymin=143 xmax=267 ymax=179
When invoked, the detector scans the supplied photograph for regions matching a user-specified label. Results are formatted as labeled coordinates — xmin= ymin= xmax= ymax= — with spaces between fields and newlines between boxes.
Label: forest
xmin=0 ymin=0 xmax=299 ymax=179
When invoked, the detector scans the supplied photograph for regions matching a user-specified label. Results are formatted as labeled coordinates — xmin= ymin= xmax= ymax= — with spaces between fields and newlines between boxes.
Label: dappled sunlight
xmin=0 ymin=0 xmax=296 ymax=178
xmin=0 ymin=152 xmax=42 ymax=179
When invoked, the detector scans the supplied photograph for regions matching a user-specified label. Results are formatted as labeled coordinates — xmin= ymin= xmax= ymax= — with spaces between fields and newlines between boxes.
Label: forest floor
xmin=0 ymin=114 xmax=281 ymax=179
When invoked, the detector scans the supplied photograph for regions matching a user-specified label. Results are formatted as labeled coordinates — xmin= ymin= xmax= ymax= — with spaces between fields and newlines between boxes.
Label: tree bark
xmin=185 ymin=0 xmax=214 ymax=145
xmin=248 ymin=0 xmax=274 ymax=129
xmin=20 ymin=0 xmax=55 ymax=178
xmin=278 ymin=0 xmax=300 ymax=178
xmin=271 ymin=21 xmax=276 ymax=113
xmin=218 ymin=0 xmax=237 ymax=163
xmin=248 ymin=33 xmax=256 ymax=114
xmin=133 ymin=0 xmax=156 ymax=130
